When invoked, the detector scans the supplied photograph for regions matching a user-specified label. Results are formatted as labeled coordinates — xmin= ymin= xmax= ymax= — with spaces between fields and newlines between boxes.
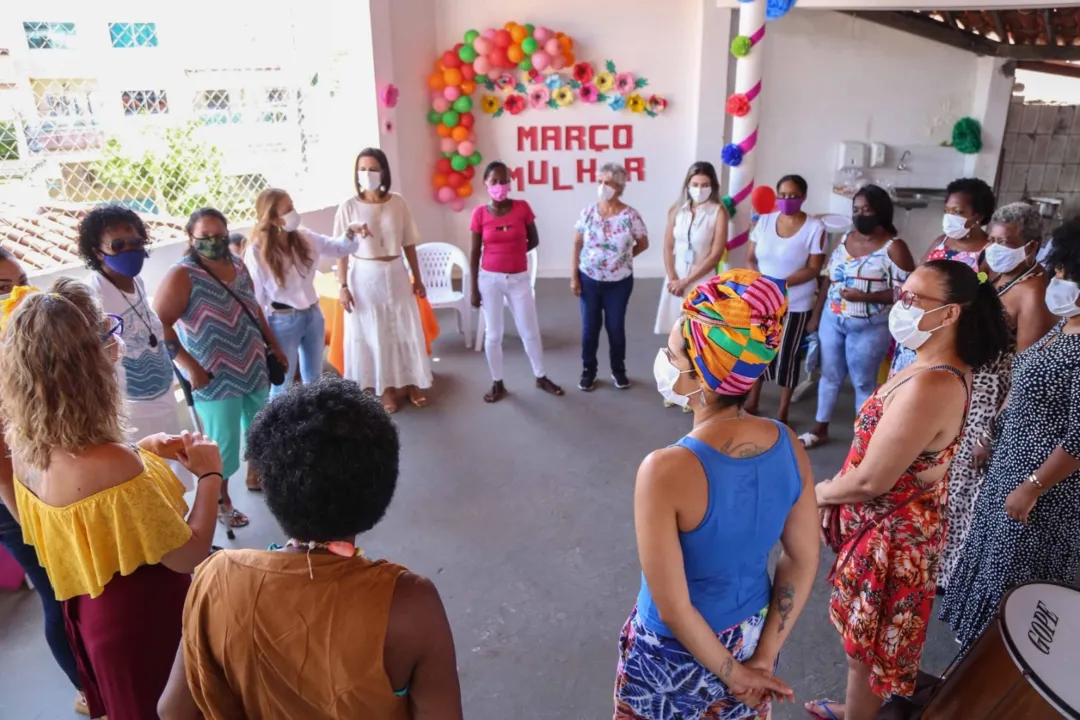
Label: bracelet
xmin=976 ymin=437 xmax=989 ymax=449
xmin=197 ymin=471 xmax=224 ymax=483
xmin=1026 ymin=473 xmax=1044 ymax=490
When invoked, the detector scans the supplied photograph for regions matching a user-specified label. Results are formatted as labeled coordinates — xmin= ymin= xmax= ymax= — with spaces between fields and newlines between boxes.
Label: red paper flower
xmin=726 ymin=93 xmax=751 ymax=117
xmin=648 ymin=95 xmax=668 ymax=113
xmin=573 ymin=62 xmax=595 ymax=85
xmin=504 ymin=93 xmax=526 ymax=116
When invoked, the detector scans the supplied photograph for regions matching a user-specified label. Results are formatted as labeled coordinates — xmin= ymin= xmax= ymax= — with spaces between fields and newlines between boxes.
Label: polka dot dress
xmin=939 ymin=321 xmax=1080 ymax=649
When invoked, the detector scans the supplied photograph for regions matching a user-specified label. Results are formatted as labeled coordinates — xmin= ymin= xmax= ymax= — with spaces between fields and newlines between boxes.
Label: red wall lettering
xmin=552 ymin=166 xmax=573 ymax=191
xmin=588 ymin=125 xmax=610 ymax=152
xmin=527 ymin=160 xmax=550 ymax=185
xmin=509 ymin=166 xmax=525 ymax=192
xmin=613 ymin=125 xmax=633 ymax=150
xmin=541 ymin=126 xmax=563 ymax=152
xmin=625 ymin=157 xmax=645 ymax=182
xmin=565 ymin=126 xmax=586 ymax=151
xmin=517 ymin=126 xmax=539 ymax=153
xmin=577 ymin=158 xmax=598 ymax=185
xmin=506 ymin=125 xmax=644 ymax=190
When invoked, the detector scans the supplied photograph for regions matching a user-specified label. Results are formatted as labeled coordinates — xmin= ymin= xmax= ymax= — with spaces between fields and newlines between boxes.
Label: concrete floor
xmin=0 ymin=278 xmax=961 ymax=720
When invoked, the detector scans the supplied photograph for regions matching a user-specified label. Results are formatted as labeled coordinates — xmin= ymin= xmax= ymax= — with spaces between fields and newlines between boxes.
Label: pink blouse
xmin=470 ymin=200 xmax=535 ymax=274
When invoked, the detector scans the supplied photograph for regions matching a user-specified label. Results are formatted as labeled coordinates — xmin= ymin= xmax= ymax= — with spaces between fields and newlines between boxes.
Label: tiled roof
xmin=0 ymin=205 xmax=186 ymax=271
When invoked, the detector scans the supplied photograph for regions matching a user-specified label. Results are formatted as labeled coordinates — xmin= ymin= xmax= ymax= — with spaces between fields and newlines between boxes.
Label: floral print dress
xmin=828 ymin=366 xmax=969 ymax=700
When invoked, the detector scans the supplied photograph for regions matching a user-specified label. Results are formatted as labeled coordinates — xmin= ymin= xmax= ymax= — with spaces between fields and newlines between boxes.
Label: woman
xmin=469 ymin=161 xmax=563 ymax=403
xmin=809 ymin=261 xmax=1008 ymax=720
xmin=889 ymin=177 xmax=995 ymax=377
xmin=937 ymin=202 xmax=1056 ymax=589
xmin=335 ymin=148 xmax=431 ymax=413
xmin=800 ymin=185 xmax=915 ymax=449
xmin=653 ymin=161 xmax=727 ymax=337
xmin=615 ymin=271 xmax=819 ymax=719
xmin=0 ymin=279 xmax=224 ymax=720
xmin=745 ymin=174 xmax=826 ymax=424
xmin=154 ymin=208 xmax=281 ymax=525
xmin=571 ymin=163 xmax=649 ymax=392
xmin=158 ymin=376 xmax=463 ymax=720
xmin=940 ymin=216 xmax=1080 ymax=652
xmin=244 ymin=188 xmax=363 ymax=398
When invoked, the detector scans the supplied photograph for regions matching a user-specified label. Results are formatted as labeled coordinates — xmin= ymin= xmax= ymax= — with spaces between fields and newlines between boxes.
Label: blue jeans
xmin=0 ymin=504 xmax=80 ymax=689
xmin=267 ymin=305 xmax=326 ymax=398
xmin=815 ymin=310 xmax=892 ymax=423
xmin=580 ymin=274 xmax=634 ymax=374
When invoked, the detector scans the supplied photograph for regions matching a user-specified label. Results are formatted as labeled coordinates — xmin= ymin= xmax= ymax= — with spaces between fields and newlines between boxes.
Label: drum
xmin=923 ymin=581 xmax=1079 ymax=719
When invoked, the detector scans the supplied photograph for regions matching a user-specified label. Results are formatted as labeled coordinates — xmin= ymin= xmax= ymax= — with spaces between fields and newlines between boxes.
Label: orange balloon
xmin=560 ymin=35 xmax=574 ymax=51
xmin=504 ymin=21 xmax=518 ymax=31
xmin=461 ymin=79 xmax=476 ymax=95
xmin=429 ymin=72 xmax=446 ymax=91
xmin=563 ymin=51 xmax=576 ymax=66
xmin=436 ymin=59 xmax=446 ymax=72
xmin=507 ymin=45 xmax=525 ymax=64
xmin=451 ymin=125 xmax=469 ymax=142
xmin=443 ymin=67 xmax=463 ymax=86
xmin=457 ymin=182 xmax=473 ymax=198
xmin=436 ymin=123 xmax=452 ymax=138
xmin=433 ymin=173 xmax=448 ymax=189
xmin=510 ymin=25 xmax=528 ymax=44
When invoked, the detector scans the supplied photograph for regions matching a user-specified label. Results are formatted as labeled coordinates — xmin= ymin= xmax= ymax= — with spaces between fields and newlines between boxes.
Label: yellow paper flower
xmin=594 ymin=72 xmax=615 ymax=93
xmin=0 ymin=286 xmax=41 ymax=332
xmin=481 ymin=95 xmax=502 ymax=114
xmin=553 ymin=86 xmax=575 ymax=107
xmin=627 ymin=93 xmax=646 ymax=113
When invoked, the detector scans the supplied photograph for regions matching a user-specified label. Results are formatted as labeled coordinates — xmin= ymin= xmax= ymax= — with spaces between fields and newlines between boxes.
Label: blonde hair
xmin=252 ymin=188 xmax=313 ymax=286
xmin=0 ymin=278 xmax=125 ymax=470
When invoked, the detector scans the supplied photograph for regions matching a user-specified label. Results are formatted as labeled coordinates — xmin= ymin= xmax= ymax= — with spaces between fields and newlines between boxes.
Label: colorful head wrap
xmin=681 ymin=269 xmax=788 ymax=396
xmin=0 ymin=286 xmax=41 ymax=333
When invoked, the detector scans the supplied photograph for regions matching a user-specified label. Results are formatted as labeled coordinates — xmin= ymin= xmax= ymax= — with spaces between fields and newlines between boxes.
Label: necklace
xmin=101 ymin=273 xmax=157 ymax=347
xmin=274 ymin=539 xmax=363 ymax=579
xmin=994 ymin=261 xmax=1040 ymax=297
xmin=693 ymin=409 xmax=746 ymax=430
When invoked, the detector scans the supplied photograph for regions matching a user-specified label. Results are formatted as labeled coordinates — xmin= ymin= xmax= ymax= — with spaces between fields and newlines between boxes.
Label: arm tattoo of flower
xmin=776 ymin=581 xmax=796 ymax=632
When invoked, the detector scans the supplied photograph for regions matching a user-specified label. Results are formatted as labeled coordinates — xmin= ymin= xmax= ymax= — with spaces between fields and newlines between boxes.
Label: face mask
xmin=942 ymin=213 xmax=971 ymax=240
xmin=105 ymin=335 xmax=126 ymax=364
xmin=0 ymin=291 xmax=10 ymax=302
xmin=598 ymin=184 xmax=617 ymax=202
xmin=777 ymin=197 xmax=804 ymax=216
xmin=357 ymin=170 xmax=381 ymax=192
xmin=487 ymin=183 xmax=511 ymax=202
xmin=889 ymin=303 xmax=948 ymax=351
xmin=102 ymin=249 xmax=147 ymax=278
xmin=193 ymin=235 xmax=231 ymax=261
xmin=689 ymin=186 xmax=711 ymax=204
xmin=280 ymin=210 xmax=301 ymax=232
xmin=653 ymin=348 xmax=700 ymax=408
xmin=1046 ymin=278 xmax=1080 ymax=318
xmin=985 ymin=242 xmax=1030 ymax=274
xmin=853 ymin=215 xmax=879 ymax=236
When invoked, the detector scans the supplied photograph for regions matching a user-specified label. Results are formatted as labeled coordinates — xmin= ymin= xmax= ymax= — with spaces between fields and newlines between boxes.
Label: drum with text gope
xmin=922 ymin=581 xmax=1078 ymax=719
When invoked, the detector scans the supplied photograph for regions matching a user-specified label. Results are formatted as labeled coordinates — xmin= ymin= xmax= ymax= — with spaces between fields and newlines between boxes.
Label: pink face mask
xmin=487 ymin=183 xmax=511 ymax=202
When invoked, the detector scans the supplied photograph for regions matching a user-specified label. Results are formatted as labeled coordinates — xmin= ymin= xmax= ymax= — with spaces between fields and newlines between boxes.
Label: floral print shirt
xmin=574 ymin=204 xmax=648 ymax=282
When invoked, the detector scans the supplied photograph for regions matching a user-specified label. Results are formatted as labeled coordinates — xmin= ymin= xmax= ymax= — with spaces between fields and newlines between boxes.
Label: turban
xmin=0 ymin=286 xmax=41 ymax=333
xmin=681 ymin=270 xmax=788 ymax=396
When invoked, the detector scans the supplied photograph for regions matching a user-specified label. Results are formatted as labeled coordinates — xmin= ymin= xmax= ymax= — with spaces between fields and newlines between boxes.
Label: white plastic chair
xmin=413 ymin=242 xmax=471 ymax=348
xmin=474 ymin=247 xmax=538 ymax=352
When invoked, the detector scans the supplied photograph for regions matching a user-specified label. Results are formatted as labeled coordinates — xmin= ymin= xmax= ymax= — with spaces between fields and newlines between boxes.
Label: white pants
xmin=478 ymin=269 xmax=545 ymax=381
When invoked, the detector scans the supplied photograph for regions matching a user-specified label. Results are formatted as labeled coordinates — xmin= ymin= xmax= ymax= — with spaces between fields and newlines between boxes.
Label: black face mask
xmin=853 ymin=215 xmax=879 ymax=235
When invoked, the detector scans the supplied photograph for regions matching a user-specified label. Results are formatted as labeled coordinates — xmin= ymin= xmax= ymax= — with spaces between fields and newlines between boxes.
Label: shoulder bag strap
xmin=191 ymin=255 xmax=272 ymax=348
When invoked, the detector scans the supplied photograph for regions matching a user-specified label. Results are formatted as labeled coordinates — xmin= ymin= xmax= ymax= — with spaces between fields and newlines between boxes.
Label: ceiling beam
xmin=1043 ymin=9 xmax=1056 ymax=47
xmin=1017 ymin=60 xmax=1080 ymax=80
xmin=992 ymin=10 xmax=1008 ymax=44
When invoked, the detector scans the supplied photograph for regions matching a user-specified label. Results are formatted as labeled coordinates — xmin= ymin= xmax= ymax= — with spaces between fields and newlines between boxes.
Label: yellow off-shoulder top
xmin=14 ymin=449 xmax=193 ymax=601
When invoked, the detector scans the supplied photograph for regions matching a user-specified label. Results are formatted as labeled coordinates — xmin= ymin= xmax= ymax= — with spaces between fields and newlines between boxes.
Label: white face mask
xmin=985 ymin=242 xmax=1030 ymax=274
xmin=0 ymin=292 xmax=10 ymax=302
xmin=689 ymin=186 xmax=711 ymax=204
xmin=653 ymin=348 xmax=701 ymax=408
xmin=888 ymin=303 xmax=949 ymax=351
xmin=598 ymin=184 xmax=617 ymax=202
xmin=1046 ymin=278 xmax=1080 ymax=318
xmin=280 ymin=210 xmax=301 ymax=232
xmin=106 ymin=335 xmax=127 ymax=365
xmin=357 ymin=170 xmax=382 ymax=192
xmin=942 ymin=213 xmax=971 ymax=240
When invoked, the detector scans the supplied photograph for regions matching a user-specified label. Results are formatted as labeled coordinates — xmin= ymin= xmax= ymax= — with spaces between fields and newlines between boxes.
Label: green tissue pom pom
xmin=952 ymin=117 xmax=983 ymax=155
xmin=721 ymin=195 xmax=737 ymax=219
xmin=730 ymin=36 xmax=752 ymax=58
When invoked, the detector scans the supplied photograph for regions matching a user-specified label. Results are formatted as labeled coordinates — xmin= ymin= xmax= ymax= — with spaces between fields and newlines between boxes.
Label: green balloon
xmin=441 ymin=110 xmax=460 ymax=128
xmin=524 ymin=23 xmax=535 ymax=35
xmin=518 ymin=58 xmax=533 ymax=72
xmin=459 ymin=45 xmax=477 ymax=64
xmin=469 ymin=151 xmax=482 ymax=167
xmin=441 ymin=152 xmax=452 ymax=159
xmin=452 ymin=95 xmax=473 ymax=113
xmin=521 ymin=37 xmax=538 ymax=55
xmin=450 ymin=154 xmax=469 ymax=172
xmin=464 ymin=29 xmax=480 ymax=45
xmin=427 ymin=110 xmax=442 ymax=125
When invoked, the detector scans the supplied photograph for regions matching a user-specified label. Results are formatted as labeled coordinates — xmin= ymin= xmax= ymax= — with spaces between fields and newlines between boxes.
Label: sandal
xmin=74 ymin=692 xmax=89 ymax=716
xmin=805 ymin=699 xmax=843 ymax=720
xmin=408 ymin=387 xmax=429 ymax=408
xmin=380 ymin=393 xmax=399 ymax=414
xmin=798 ymin=432 xmax=828 ymax=449
xmin=245 ymin=466 xmax=262 ymax=492
xmin=484 ymin=381 xmax=508 ymax=403
xmin=218 ymin=504 xmax=249 ymax=529
xmin=536 ymin=377 xmax=564 ymax=396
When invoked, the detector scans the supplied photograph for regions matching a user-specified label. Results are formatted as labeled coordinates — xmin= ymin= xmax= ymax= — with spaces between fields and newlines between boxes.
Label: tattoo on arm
xmin=717 ymin=438 xmax=769 ymax=458
xmin=719 ymin=656 xmax=733 ymax=682
xmin=775 ymin=582 xmax=796 ymax=632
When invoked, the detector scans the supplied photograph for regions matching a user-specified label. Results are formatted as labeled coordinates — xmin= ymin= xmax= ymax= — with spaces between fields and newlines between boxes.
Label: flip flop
xmin=805 ymin=699 xmax=841 ymax=720
xmin=798 ymin=432 xmax=828 ymax=449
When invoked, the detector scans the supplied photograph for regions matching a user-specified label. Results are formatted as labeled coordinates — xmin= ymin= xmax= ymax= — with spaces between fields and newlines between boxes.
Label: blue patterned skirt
xmin=613 ymin=605 xmax=771 ymax=720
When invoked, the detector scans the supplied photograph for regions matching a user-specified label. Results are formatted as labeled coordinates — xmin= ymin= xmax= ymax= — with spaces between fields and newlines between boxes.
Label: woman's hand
xmin=667 ymin=277 xmax=685 ymax=297
xmin=570 ymin=276 xmax=581 ymax=297
xmin=347 ymin=223 xmax=371 ymax=238
xmin=806 ymin=313 xmax=821 ymax=334
xmin=471 ymin=287 xmax=482 ymax=309
xmin=726 ymin=661 xmax=794 ymax=705
xmin=412 ymin=278 xmax=427 ymax=299
xmin=731 ymin=655 xmax=784 ymax=707
xmin=340 ymin=287 xmax=355 ymax=313
xmin=185 ymin=361 xmax=212 ymax=391
xmin=174 ymin=431 xmax=223 ymax=478
xmin=139 ymin=433 xmax=185 ymax=460
xmin=1005 ymin=481 xmax=1040 ymax=524
xmin=819 ymin=506 xmax=834 ymax=545
xmin=972 ymin=438 xmax=991 ymax=471
xmin=839 ymin=287 xmax=870 ymax=302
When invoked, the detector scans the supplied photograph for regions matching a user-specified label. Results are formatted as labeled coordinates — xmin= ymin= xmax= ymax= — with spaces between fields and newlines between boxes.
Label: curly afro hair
xmin=245 ymin=376 xmax=400 ymax=542
xmin=76 ymin=204 xmax=150 ymax=272
xmin=1047 ymin=215 xmax=1080 ymax=284
xmin=946 ymin=177 xmax=996 ymax=224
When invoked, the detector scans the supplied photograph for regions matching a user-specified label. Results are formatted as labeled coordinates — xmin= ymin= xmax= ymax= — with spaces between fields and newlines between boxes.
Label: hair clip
xmin=977 ymin=271 xmax=989 ymax=284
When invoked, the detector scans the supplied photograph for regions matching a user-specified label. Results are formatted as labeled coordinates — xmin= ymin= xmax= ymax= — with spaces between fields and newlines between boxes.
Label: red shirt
xmin=470 ymin=200 xmax=535 ymax=274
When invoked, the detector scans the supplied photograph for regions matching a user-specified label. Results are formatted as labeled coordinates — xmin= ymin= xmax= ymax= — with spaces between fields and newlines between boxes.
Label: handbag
xmin=826 ymin=485 xmax=933 ymax=582
xmin=193 ymin=256 xmax=287 ymax=386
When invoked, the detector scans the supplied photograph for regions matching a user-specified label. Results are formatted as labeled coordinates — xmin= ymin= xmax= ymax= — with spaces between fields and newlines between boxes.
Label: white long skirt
xmin=654 ymin=253 xmax=716 ymax=334
xmin=344 ymin=258 xmax=432 ymax=394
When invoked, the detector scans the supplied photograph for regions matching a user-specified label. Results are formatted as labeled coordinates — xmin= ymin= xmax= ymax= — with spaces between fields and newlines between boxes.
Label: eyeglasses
xmin=102 ymin=313 xmax=124 ymax=342
xmin=104 ymin=237 xmax=147 ymax=254
xmin=893 ymin=287 xmax=947 ymax=310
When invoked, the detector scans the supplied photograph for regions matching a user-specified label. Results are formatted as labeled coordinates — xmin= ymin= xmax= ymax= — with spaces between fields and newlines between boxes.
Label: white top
xmin=750 ymin=212 xmax=826 ymax=312
xmin=244 ymin=229 xmax=357 ymax=313
xmin=333 ymin=193 xmax=420 ymax=260
xmin=672 ymin=201 xmax=721 ymax=270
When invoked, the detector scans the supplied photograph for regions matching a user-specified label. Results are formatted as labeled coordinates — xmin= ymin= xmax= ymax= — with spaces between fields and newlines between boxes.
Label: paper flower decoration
xmin=721 ymin=143 xmax=744 ymax=167
xmin=523 ymin=69 xmax=540 ymax=84
xmin=594 ymin=72 xmax=615 ymax=93
xmin=952 ymin=117 xmax=983 ymax=154
xmin=573 ymin=62 xmax=595 ymax=85
xmin=481 ymin=95 xmax=502 ymax=114
xmin=615 ymin=73 xmax=636 ymax=94
xmin=627 ymin=94 xmax=646 ymax=114
xmin=730 ymin=36 xmax=752 ymax=58
xmin=528 ymin=85 xmax=551 ymax=109
xmin=495 ymin=74 xmax=516 ymax=91
xmin=648 ymin=95 xmax=668 ymax=114
xmin=379 ymin=84 xmax=399 ymax=108
xmin=721 ymin=195 xmax=737 ymax=219
xmin=504 ymin=94 xmax=526 ymax=115
xmin=767 ymin=0 xmax=797 ymax=21
xmin=726 ymin=93 xmax=751 ymax=117
xmin=553 ymin=86 xmax=575 ymax=107
xmin=579 ymin=84 xmax=599 ymax=103
xmin=0 ymin=285 xmax=40 ymax=332
xmin=545 ymin=74 xmax=564 ymax=90
xmin=609 ymin=94 xmax=626 ymax=112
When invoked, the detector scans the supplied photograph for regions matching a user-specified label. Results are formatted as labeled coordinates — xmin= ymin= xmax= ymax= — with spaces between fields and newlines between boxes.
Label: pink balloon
xmin=473 ymin=36 xmax=493 ymax=55
xmin=441 ymin=137 xmax=457 ymax=153
xmin=468 ymin=131 xmax=477 ymax=142
xmin=544 ymin=38 xmax=560 ymax=56
xmin=433 ymin=97 xmax=450 ymax=113
xmin=430 ymin=89 xmax=444 ymax=102
xmin=532 ymin=52 xmax=551 ymax=72
xmin=534 ymin=27 xmax=553 ymax=44
xmin=443 ymin=85 xmax=461 ymax=101
xmin=482 ymin=28 xmax=497 ymax=39
xmin=551 ymin=55 xmax=567 ymax=71
xmin=458 ymin=141 xmax=475 ymax=156
xmin=473 ymin=56 xmax=491 ymax=75
xmin=437 ymin=187 xmax=455 ymax=203
xmin=451 ymin=198 xmax=466 ymax=212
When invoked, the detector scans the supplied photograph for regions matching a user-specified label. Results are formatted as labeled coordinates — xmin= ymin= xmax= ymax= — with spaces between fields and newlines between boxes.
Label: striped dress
xmin=176 ymin=256 xmax=269 ymax=402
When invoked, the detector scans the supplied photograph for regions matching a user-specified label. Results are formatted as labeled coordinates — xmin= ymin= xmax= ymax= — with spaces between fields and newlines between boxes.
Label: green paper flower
xmin=730 ymin=35 xmax=752 ymax=58
xmin=721 ymin=195 xmax=737 ymax=218
xmin=952 ymin=117 xmax=983 ymax=154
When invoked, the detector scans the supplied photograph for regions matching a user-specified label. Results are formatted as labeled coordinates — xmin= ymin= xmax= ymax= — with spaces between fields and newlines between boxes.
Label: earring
xmin=698 ymin=392 xmax=707 ymax=407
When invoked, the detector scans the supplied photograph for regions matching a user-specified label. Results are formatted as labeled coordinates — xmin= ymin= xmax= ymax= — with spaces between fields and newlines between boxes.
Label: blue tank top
xmin=636 ymin=420 xmax=802 ymax=636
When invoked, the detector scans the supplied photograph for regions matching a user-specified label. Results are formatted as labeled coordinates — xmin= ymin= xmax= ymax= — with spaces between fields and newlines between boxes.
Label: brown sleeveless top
xmin=183 ymin=549 xmax=409 ymax=720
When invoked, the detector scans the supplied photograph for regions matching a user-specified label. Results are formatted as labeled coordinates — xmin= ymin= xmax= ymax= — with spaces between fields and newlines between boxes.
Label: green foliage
xmin=0 ymin=122 xmax=20 ymax=161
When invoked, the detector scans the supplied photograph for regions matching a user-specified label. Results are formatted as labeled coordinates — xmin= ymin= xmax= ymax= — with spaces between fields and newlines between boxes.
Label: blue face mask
xmin=102 ymin=249 xmax=147 ymax=278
